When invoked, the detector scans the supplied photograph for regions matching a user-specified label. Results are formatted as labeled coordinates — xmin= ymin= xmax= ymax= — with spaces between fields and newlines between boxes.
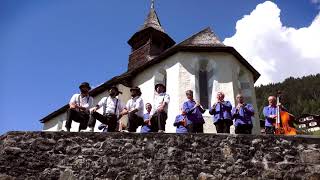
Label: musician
xmin=231 ymin=94 xmax=254 ymax=134
xmin=122 ymin=87 xmax=144 ymax=132
xmin=173 ymin=110 xmax=188 ymax=133
xmin=263 ymin=96 xmax=287 ymax=134
xmin=182 ymin=90 xmax=205 ymax=133
xmin=65 ymin=82 xmax=93 ymax=132
xmin=88 ymin=86 xmax=125 ymax=132
xmin=209 ymin=92 xmax=233 ymax=133
xmin=140 ymin=103 xmax=152 ymax=133
xmin=150 ymin=83 xmax=170 ymax=133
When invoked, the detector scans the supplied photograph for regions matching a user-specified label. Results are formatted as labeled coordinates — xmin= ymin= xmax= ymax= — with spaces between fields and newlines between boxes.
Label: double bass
xmin=274 ymin=91 xmax=297 ymax=135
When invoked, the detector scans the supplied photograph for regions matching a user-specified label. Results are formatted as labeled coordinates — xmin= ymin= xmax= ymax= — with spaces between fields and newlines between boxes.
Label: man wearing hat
xmin=88 ymin=86 xmax=125 ymax=132
xmin=122 ymin=87 xmax=144 ymax=132
xmin=66 ymin=82 xmax=93 ymax=132
xmin=150 ymin=83 xmax=170 ymax=132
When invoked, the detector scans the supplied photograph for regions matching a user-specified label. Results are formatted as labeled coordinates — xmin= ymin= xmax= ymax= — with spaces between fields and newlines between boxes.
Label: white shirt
xmin=69 ymin=94 xmax=93 ymax=110
xmin=97 ymin=96 xmax=124 ymax=116
xmin=126 ymin=96 xmax=144 ymax=118
xmin=153 ymin=92 xmax=170 ymax=113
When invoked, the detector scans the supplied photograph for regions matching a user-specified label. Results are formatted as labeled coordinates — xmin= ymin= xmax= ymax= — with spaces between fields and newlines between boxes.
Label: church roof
xmin=127 ymin=27 xmax=259 ymax=81
xmin=179 ymin=27 xmax=225 ymax=47
xmin=40 ymin=27 xmax=260 ymax=123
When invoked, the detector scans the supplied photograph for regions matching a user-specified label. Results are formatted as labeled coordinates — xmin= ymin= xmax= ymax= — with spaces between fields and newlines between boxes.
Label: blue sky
xmin=1 ymin=0 xmax=319 ymax=134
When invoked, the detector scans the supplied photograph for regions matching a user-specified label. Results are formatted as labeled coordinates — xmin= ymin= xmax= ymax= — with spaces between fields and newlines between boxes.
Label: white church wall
xmin=132 ymin=76 xmax=155 ymax=133
xmin=238 ymin=65 xmax=260 ymax=134
xmin=131 ymin=51 xmax=258 ymax=134
xmin=175 ymin=52 xmax=238 ymax=133
xmin=132 ymin=54 xmax=182 ymax=133
xmin=43 ymin=114 xmax=61 ymax=131
xmin=228 ymin=54 xmax=260 ymax=134
xmin=132 ymin=68 xmax=156 ymax=113
xmin=165 ymin=63 xmax=181 ymax=132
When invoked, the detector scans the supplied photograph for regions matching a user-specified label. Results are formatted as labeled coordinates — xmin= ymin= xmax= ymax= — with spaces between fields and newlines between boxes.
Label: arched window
xmin=197 ymin=60 xmax=215 ymax=109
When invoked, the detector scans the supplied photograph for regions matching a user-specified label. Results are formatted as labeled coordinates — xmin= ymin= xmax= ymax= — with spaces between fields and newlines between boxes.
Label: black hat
xmin=130 ymin=87 xmax=142 ymax=96
xmin=155 ymin=83 xmax=166 ymax=92
xmin=79 ymin=82 xmax=91 ymax=90
xmin=109 ymin=86 xmax=122 ymax=94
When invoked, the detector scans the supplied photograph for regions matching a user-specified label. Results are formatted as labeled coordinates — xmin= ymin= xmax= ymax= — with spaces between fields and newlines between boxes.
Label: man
xmin=209 ymin=92 xmax=233 ymax=133
xmin=66 ymin=82 xmax=93 ymax=132
xmin=140 ymin=103 xmax=152 ymax=133
xmin=122 ymin=87 xmax=144 ymax=132
xmin=263 ymin=96 xmax=287 ymax=134
xmin=88 ymin=86 xmax=125 ymax=132
xmin=173 ymin=110 xmax=188 ymax=133
xmin=150 ymin=83 xmax=170 ymax=132
xmin=231 ymin=94 xmax=255 ymax=134
xmin=182 ymin=90 xmax=205 ymax=133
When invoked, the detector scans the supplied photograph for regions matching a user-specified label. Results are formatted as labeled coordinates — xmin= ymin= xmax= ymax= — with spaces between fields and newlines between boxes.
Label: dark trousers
xmin=187 ymin=122 xmax=204 ymax=133
xmin=88 ymin=112 xmax=118 ymax=132
xmin=127 ymin=113 xmax=144 ymax=132
xmin=65 ymin=108 xmax=90 ymax=131
xmin=265 ymin=126 xmax=275 ymax=134
xmin=214 ymin=119 xmax=232 ymax=133
xmin=235 ymin=124 xmax=253 ymax=134
xmin=150 ymin=111 xmax=167 ymax=132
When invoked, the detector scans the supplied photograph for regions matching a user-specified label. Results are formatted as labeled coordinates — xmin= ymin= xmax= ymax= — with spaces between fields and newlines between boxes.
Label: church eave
xmin=127 ymin=27 xmax=175 ymax=47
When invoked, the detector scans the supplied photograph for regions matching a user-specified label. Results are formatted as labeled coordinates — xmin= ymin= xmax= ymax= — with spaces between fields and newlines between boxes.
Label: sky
xmin=0 ymin=0 xmax=319 ymax=134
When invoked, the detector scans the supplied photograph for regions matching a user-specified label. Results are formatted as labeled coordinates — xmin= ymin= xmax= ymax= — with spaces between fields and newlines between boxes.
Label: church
xmin=40 ymin=2 xmax=261 ymax=134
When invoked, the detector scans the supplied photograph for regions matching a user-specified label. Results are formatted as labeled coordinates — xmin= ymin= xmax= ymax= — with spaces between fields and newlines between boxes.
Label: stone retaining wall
xmin=0 ymin=132 xmax=320 ymax=180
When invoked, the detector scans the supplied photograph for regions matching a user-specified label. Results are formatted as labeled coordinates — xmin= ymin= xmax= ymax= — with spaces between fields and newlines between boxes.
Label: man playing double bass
xmin=263 ymin=96 xmax=287 ymax=134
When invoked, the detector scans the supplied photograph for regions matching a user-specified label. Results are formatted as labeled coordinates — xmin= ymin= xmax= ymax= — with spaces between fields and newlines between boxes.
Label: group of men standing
xmin=65 ymin=82 xmax=281 ymax=135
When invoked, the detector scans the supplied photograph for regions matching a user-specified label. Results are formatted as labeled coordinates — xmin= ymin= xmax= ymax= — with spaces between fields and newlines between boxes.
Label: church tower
xmin=127 ymin=1 xmax=175 ymax=71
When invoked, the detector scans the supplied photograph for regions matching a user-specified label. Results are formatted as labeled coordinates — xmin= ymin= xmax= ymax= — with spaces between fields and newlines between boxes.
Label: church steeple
xmin=141 ymin=0 xmax=164 ymax=33
xmin=127 ymin=0 xmax=175 ymax=71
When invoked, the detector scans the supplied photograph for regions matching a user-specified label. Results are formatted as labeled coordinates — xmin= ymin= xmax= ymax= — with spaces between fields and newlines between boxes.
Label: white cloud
xmin=223 ymin=1 xmax=320 ymax=85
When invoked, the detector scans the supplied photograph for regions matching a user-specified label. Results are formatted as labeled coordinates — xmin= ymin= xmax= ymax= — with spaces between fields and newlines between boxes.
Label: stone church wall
xmin=1 ymin=131 xmax=319 ymax=180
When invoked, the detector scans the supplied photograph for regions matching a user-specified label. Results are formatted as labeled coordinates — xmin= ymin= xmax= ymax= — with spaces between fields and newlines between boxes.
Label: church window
xmin=199 ymin=70 xmax=209 ymax=109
